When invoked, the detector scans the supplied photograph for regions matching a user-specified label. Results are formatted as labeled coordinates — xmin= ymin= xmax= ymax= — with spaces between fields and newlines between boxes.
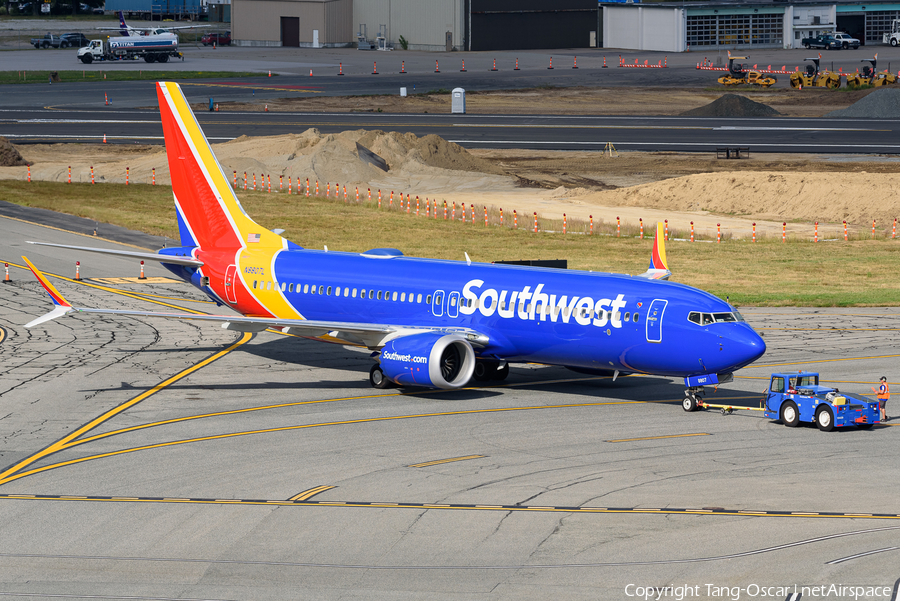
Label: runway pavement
xmin=3 ymin=108 xmax=899 ymax=153
xmin=1 ymin=214 xmax=898 ymax=600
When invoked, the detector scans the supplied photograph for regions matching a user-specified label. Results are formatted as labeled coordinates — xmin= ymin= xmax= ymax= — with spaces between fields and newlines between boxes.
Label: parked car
xmin=832 ymin=32 xmax=860 ymax=49
xmin=802 ymin=34 xmax=841 ymax=50
xmin=60 ymin=33 xmax=91 ymax=48
xmin=200 ymin=31 xmax=231 ymax=46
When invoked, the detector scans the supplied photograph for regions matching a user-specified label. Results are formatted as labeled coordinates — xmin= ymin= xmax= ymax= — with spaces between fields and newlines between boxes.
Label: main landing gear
xmin=682 ymin=387 xmax=704 ymax=412
xmin=369 ymin=364 xmax=394 ymax=389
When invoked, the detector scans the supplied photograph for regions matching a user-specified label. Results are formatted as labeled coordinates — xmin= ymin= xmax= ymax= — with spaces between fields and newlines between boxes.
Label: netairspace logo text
xmin=625 ymin=583 xmax=893 ymax=601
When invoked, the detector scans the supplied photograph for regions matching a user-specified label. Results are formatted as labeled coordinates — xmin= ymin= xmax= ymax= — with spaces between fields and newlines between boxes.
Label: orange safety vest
xmin=873 ymin=383 xmax=890 ymax=401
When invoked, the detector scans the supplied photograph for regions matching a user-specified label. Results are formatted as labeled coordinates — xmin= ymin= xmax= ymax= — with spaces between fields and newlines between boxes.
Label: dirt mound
xmin=0 ymin=130 xmax=511 ymax=191
xmin=211 ymin=128 xmax=505 ymax=184
xmin=583 ymin=170 xmax=900 ymax=226
xmin=680 ymin=93 xmax=781 ymax=117
xmin=0 ymin=137 xmax=26 ymax=167
xmin=825 ymin=87 xmax=900 ymax=118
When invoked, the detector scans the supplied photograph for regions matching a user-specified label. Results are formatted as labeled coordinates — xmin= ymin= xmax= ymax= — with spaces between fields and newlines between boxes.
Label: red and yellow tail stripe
xmin=22 ymin=256 xmax=71 ymax=307
xmin=650 ymin=222 xmax=669 ymax=272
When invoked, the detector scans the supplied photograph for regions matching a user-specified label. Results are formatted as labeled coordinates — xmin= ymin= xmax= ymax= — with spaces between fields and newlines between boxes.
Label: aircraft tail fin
xmin=117 ymin=11 xmax=129 ymax=36
xmin=637 ymin=222 xmax=671 ymax=280
xmin=156 ymin=82 xmax=284 ymax=252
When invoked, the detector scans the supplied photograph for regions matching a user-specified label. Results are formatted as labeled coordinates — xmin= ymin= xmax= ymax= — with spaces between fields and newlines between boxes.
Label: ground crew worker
xmin=871 ymin=377 xmax=889 ymax=422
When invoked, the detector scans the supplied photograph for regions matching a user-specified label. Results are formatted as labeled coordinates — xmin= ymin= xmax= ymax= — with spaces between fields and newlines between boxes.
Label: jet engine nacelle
xmin=379 ymin=333 xmax=476 ymax=389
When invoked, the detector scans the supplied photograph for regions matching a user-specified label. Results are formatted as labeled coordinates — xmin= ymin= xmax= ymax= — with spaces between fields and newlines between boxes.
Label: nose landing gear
xmin=682 ymin=387 xmax=705 ymax=412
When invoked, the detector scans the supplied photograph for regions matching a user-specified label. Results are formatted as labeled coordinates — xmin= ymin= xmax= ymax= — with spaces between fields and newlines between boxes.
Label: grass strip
xmin=1 ymin=180 xmax=899 ymax=306
xmin=0 ymin=71 xmax=268 ymax=84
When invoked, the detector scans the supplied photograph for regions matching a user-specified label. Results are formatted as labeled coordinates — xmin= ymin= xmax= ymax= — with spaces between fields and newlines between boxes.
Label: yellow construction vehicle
xmin=718 ymin=53 xmax=777 ymax=87
xmin=789 ymin=56 xmax=841 ymax=89
xmin=845 ymin=54 xmax=897 ymax=87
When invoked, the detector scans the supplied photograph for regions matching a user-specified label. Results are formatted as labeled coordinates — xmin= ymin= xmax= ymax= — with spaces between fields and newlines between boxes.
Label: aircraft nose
xmin=721 ymin=323 xmax=766 ymax=371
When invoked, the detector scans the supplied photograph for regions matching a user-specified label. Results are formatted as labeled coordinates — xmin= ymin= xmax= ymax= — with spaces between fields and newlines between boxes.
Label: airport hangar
xmin=227 ymin=0 xmax=899 ymax=52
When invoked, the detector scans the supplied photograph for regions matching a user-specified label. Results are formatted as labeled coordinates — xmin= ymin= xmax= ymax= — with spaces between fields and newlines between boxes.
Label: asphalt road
xmin=1 ymin=215 xmax=898 ymax=600
xmin=3 ymin=107 xmax=899 ymax=153
xmin=5 ymin=45 xmax=900 ymax=152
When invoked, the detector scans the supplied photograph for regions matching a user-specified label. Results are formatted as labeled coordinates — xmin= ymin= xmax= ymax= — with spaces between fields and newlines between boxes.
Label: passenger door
xmin=645 ymin=299 xmax=667 ymax=343
xmin=447 ymin=291 xmax=460 ymax=318
xmin=431 ymin=290 xmax=444 ymax=317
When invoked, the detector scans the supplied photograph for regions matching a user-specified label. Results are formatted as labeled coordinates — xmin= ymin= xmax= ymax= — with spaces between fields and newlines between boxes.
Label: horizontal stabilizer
xmin=25 ymin=305 xmax=74 ymax=329
xmin=27 ymin=242 xmax=203 ymax=267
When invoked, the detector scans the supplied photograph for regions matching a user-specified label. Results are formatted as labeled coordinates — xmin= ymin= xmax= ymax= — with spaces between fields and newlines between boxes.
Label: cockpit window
xmin=690 ymin=311 xmax=743 ymax=325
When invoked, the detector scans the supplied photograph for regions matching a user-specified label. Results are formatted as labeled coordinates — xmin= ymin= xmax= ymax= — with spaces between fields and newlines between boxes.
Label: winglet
xmin=636 ymin=223 xmax=671 ymax=280
xmin=22 ymin=256 xmax=74 ymax=328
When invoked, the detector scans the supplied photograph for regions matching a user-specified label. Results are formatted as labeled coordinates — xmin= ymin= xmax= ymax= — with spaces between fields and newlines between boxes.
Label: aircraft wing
xmin=27 ymin=242 xmax=203 ymax=267
xmin=21 ymin=257 xmax=489 ymax=350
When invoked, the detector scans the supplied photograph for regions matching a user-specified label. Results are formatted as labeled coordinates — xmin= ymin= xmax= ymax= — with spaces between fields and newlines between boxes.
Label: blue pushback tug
xmin=764 ymin=372 xmax=880 ymax=431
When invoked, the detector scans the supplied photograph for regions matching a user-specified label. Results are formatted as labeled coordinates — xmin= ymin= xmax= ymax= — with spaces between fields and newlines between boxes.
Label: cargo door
xmin=645 ymin=299 xmax=667 ymax=343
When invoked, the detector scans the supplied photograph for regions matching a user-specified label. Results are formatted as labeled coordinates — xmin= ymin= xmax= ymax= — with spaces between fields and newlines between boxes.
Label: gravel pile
xmin=0 ymin=137 xmax=26 ymax=167
xmin=680 ymin=93 xmax=781 ymax=117
xmin=825 ymin=88 xmax=900 ymax=118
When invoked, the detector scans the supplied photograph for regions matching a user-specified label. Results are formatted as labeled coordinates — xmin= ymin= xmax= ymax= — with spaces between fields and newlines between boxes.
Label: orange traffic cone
xmin=103 ymin=134 xmax=107 ymax=143
xmin=3 ymin=262 xmax=10 ymax=284
xmin=139 ymin=260 xmax=147 ymax=280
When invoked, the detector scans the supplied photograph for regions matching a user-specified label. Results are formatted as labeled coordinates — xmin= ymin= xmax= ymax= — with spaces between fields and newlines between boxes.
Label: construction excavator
xmin=845 ymin=54 xmax=897 ymax=88
xmin=718 ymin=53 xmax=777 ymax=87
xmin=789 ymin=56 xmax=841 ymax=89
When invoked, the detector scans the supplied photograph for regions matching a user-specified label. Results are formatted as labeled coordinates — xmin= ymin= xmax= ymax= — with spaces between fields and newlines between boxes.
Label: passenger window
xmin=426 ymin=295 xmax=432 ymax=304
xmin=624 ymin=312 xmax=630 ymax=322
xmin=303 ymin=284 xmax=309 ymax=293
xmin=377 ymin=291 xmax=383 ymax=300
xmin=253 ymin=280 xmax=257 ymax=289
xmin=633 ymin=313 xmax=640 ymax=323
xmin=401 ymin=292 xmax=406 ymax=302
xmin=326 ymin=286 xmax=331 ymax=296
xmin=417 ymin=294 xmax=423 ymax=303
xmin=771 ymin=377 xmax=784 ymax=393
xmin=352 ymin=288 xmax=357 ymax=298
xmin=450 ymin=296 xmax=456 ymax=306
xmin=369 ymin=290 xmax=375 ymax=299
xmin=688 ymin=311 xmax=700 ymax=324
xmin=267 ymin=281 xmax=272 ymax=290
xmin=613 ymin=311 xmax=620 ymax=322
xmin=288 ymin=283 xmax=294 ymax=293
xmin=392 ymin=292 xmax=398 ymax=301
xmin=344 ymin=288 xmax=349 ymax=297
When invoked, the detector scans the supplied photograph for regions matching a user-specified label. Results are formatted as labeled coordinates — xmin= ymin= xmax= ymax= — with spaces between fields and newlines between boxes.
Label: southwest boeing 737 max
xmin=23 ymin=82 xmax=765 ymax=408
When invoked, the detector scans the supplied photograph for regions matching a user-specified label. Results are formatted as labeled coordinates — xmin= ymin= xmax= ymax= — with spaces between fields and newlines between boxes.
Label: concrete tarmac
xmin=1 ymin=215 xmax=899 ymax=600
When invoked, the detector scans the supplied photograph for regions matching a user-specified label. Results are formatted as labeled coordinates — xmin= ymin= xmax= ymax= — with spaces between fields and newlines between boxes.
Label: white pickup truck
xmin=833 ymin=32 xmax=860 ymax=49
